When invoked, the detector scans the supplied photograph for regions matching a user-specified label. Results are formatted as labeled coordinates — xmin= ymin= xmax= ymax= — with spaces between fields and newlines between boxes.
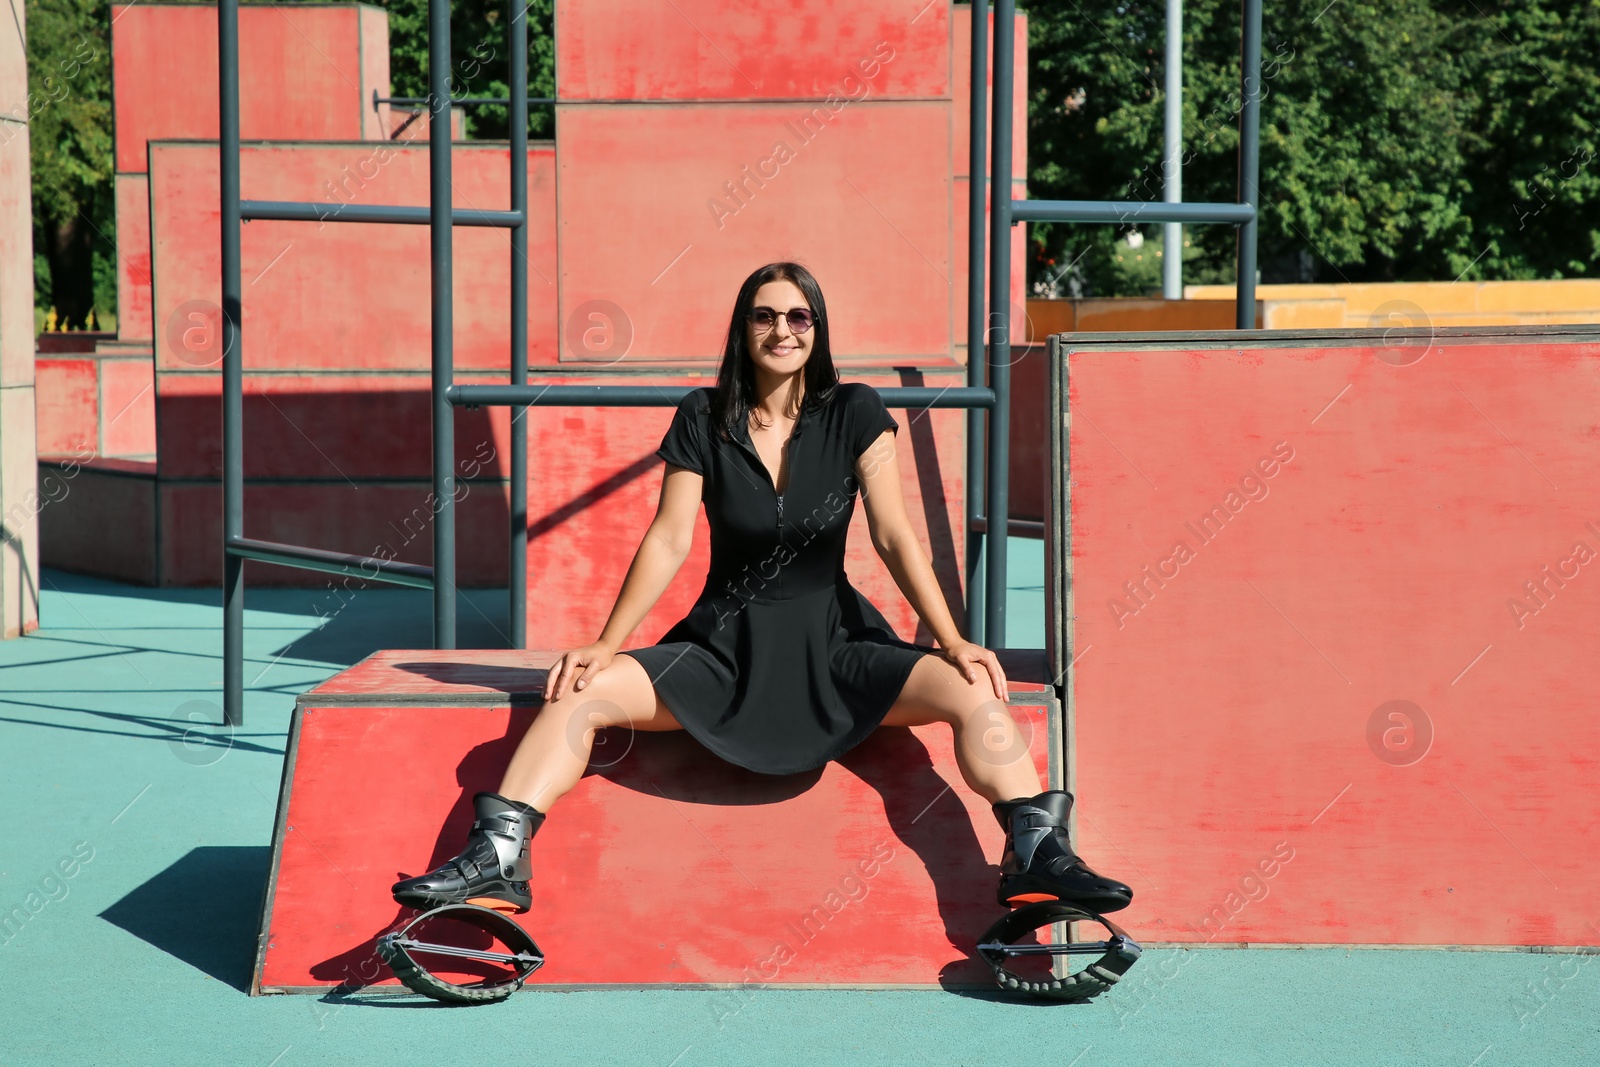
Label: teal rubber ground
xmin=1 ymin=544 xmax=1595 ymax=1066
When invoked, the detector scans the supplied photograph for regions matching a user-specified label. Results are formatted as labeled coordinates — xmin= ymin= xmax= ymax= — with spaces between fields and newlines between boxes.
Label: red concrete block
xmin=148 ymin=141 xmax=559 ymax=373
xmin=37 ymin=459 xmax=158 ymax=585
xmin=253 ymin=649 xmax=1058 ymax=991
xmin=556 ymin=0 xmax=948 ymax=102
xmin=1005 ymin=344 xmax=1047 ymax=524
xmin=1068 ymin=339 xmax=1600 ymax=946
xmin=358 ymin=5 xmax=393 ymax=142
xmin=100 ymin=356 xmax=157 ymax=457
xmin=111 ymin=3 xmax=387 ymax=173
xmin=154 ymin=373 xmax=509 ymax=480
xmin=159 ymin=479 xmax=513 ymax=587
xmin=557 ymin=102 xmax=951 ymax=362
xmin=34 ymin=358 xmax=98 ymax=456
xmin=115 ymin=174 xmax=153 ymax=341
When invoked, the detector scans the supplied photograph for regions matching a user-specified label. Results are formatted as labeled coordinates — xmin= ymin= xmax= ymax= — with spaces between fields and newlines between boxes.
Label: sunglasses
xmin=748 ymin=306 xmax=817 ymax=334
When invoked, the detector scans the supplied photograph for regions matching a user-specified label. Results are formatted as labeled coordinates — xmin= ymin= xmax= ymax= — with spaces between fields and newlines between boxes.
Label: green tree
xmin=1452 ymin=0 xmax=1600 ymax=278
xmin=24 ymin=0 xmax=114 ymax=331
xmin=373 ymin=0 xmax=555 ymax=140
xmin=1024 ymin=0 xmax=1597 ymax=294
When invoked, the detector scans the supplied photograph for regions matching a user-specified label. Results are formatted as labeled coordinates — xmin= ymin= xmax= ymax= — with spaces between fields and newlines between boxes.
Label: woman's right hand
xmin=545 ymin=643 xmax=615 ymax=703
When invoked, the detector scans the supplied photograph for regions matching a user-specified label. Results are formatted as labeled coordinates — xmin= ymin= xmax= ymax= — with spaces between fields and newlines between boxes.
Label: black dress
xmin=619 ymin=382 xmax=940 ymax=775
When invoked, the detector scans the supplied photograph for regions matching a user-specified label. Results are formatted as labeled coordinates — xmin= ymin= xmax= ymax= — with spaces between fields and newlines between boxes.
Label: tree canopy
xmin=1027 ymin=0 xmax=1600 ymax=295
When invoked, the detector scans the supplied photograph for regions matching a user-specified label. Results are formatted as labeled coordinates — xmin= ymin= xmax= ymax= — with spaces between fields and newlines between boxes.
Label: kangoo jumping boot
xmin=392 ymin=792 xmax=544 ymax=914
xmin=994 ymin=790 xmax=1133 ymax=914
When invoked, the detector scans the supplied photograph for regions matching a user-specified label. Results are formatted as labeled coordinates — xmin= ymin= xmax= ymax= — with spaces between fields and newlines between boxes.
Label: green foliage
xmin=24 ymin=0 xmax=114 ymax=329
xmin=1025 ymin=0 xmax=1600 ymax=294
xmin=1450 ymin=0 xmax=1600 ymax=278
xmin=372 ymin=0 xmax=556 ymax=139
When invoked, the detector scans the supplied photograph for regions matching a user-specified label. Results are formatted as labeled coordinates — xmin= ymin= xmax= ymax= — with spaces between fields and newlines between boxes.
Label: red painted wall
xmin=114 ymin=174 xmax=152 ymax=341
xmin=110 ymin=3 xmax=386 ymax=174
xmin=147 ymin=141 xmax=560 ymax=372
xmin=556 ymin=102 xmax=952 ymax=362
xmin=1068 ymin=339 xmax=1600 ymax=945
xmin=554 ymin=0 xmax=950 ymax=101
xmin=34 ymin=358 xmax=97 ymax=456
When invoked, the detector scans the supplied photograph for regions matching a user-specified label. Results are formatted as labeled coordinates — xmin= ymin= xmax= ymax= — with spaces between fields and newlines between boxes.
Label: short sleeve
xmin=656 ymin=391 xmax=709 ymax=475
xmin=848 ymin=384 xmax=899 ymax=460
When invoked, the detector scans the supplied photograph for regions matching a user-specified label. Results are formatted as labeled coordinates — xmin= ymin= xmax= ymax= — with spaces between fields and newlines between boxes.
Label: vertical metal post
xmin=1162 ymin=0 xmax=1183 ymax=300
xmin=220 ymin=0 xmax=244 ymax=727
xmin=966 ymin=2 xmax=988 ymax=646
xmin=987 ymin=0 xmax=1015 ymax=650
xmin=508 ymin=0 xmax=528 ymax=650
xmin=430 ymin=0 xmax=457 ymax=648
xmin=1235 ymin=0 xmax=1262 ymax=329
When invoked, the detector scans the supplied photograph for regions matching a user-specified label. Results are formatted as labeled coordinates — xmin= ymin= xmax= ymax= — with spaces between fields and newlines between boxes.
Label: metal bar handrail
xmin=428 ymin=0 xmax=456 ymax=651
xmin=241 ymin=200 xmax=523 ymax=228
xmin=965 ymin=1 xmax=989 ymax=647
xmin=220 ymin=0 xmax=535 ymax=726
xmin=987 ymin=0 xmax=1018 ymax=650
xmin=225 ymin=536 xmax=435 ymax=590
xmin=446 ymin=385 xmax=996 ymax=409
xmin=508 ymin=1 xmax=530 ymax=650
xmin=1011 ymin=200 xmax=1255 ymax=225
xmin=375 ymin=90 xmax=555 ymax=108
xmin=970 ymin=516 xmax=1044 ymax=539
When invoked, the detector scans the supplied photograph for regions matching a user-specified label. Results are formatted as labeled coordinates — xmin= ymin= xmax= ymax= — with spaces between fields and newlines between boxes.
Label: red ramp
xmin=253 ymin=649 xmax=1061 ymax=992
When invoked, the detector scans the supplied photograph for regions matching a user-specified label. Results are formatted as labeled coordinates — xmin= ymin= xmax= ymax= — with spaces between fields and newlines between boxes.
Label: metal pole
xmin=430 ymin=0 xmax=456 ymax=648
xmin=1162 ymin=0 xmax=1183 ymax=300
xmin=966 ymin=1 xmax=989 ymax=647
xmin=220 ymin=0 xmax=243 ymax=728
xmin=1235 ymin=0 xmax=1262 ymax=328
xmin=987 ymin=0 xmax=1015 ymax=650
xmin=509 ymin=0 xmax=528 ymax=650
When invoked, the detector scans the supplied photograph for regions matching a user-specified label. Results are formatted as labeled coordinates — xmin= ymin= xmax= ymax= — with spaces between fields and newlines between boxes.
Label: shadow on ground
xmin=99 ymin=846 xmax=272 ymax=993
xmin=41 ymin=568 xmax=515 ymax=668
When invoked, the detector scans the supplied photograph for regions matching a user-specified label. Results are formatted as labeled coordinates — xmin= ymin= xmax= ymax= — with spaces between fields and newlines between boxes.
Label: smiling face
xmin=745 ymin=279 xmax=814 ymax=381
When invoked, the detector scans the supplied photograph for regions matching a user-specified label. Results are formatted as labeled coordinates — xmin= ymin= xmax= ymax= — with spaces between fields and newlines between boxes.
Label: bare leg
xmin=879 ymin=654 xmax=1042 ymax=804
xmin=497 ymin=652 xmax=682 ymax=812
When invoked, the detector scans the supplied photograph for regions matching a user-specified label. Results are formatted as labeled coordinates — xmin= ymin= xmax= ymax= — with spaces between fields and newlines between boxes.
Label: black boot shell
xmin=392 ymin=792 xmax=543 ymax=914
xmin=994 ymin=790 xmax=1133 ymax=913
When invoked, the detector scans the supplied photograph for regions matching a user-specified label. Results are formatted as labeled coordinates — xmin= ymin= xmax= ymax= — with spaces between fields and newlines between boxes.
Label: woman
xmin=392 ymin=262 xmax=1132 ymax=918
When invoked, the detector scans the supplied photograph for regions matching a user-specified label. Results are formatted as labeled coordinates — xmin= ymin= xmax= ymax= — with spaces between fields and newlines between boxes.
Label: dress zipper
xmin=738 ymin=421 xmax=797 ymax=597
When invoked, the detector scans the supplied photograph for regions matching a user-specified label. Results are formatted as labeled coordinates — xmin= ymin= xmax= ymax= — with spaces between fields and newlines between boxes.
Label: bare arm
xmin=547 ymin=463 xmax=701 ymax=700
xmin=855 ymin=428 xmax=1008 ymax=700
xmin=594 ymin=464 xmax=703 ymax=652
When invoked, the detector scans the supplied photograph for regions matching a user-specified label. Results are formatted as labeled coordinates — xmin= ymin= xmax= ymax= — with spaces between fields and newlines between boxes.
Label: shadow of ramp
xmin=99 ymin=846 xmax=271 ymax=993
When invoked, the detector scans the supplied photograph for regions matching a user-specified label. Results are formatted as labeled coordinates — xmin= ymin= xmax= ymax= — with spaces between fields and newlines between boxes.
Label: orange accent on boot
xmin=465 ymin=896 xmax=526 ymax=914
xmin=1006 ymin=892 xmax=1058 ymax=905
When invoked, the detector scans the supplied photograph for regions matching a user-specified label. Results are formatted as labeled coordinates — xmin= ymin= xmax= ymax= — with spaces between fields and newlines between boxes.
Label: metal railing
xmin=968 ymin=0 xmax=1262 ymax=649
xmin=219 ymin=0 xmax=1259 ymax=725
xmin=220 ymin=0 xmax=534 ymax=726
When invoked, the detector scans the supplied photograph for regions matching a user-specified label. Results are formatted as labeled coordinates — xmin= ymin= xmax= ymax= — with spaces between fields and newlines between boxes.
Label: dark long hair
xmin=709 ymin=262 xmax=841 ymax=442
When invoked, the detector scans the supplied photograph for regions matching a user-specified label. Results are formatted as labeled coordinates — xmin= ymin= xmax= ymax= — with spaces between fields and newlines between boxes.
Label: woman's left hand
xmin=938 ymin=640 xmax=1009 ymax=702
